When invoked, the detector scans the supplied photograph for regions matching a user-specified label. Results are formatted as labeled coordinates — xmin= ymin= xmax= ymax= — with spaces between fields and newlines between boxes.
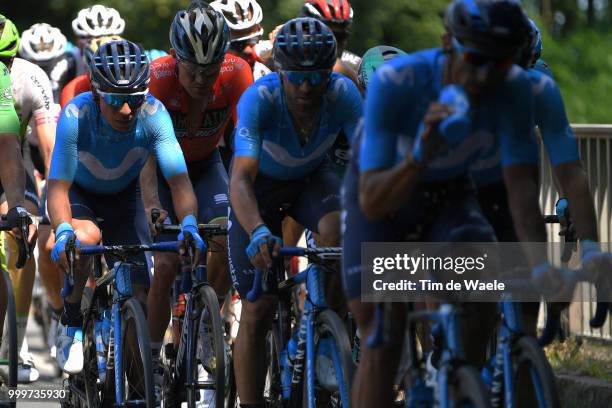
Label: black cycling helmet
xmin=273 ymin=17 xmax=336 ymax=71
xmin=90 ymin=40 xmax=149 ymax=93
xmin=169 ymin=0 xmax=230 ymax=64
xmin=357 ymin=45 xmax=407 ymax=90
xmin=445 ymin=0 xmax=531 ymax=59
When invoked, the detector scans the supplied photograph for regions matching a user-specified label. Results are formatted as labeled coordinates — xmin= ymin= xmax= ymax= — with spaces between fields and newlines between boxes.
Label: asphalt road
xmin=17 ymin=315 xmax=62 ymax=407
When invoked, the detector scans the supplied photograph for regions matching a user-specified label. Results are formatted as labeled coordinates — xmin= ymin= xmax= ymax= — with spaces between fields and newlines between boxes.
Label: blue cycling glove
xmin=412 ymin=85 xmax=471 ymax=165
xmin=51 ymin=222 xmax=80 ymax=263
xmin=246 ymin=224 xmax=282 ymax=259
xmin=179 ymin=214 xmax=205 ymax=253
xmin=555 ymin=198 xmax=568 ymax=219
xmin=580 ymin=239 xmax=612 ymax=266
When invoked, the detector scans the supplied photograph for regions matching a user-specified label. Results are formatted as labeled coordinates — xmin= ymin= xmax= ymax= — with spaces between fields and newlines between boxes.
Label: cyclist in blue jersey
xmin=341 ymin=1 xmax=555 ymax=406
xmin=47 ymin=40 xmax=204 ymax=374
xmin=470 ymin=19 xmax=600 ymax=334
xmin=228 ymin=17 xmax=362 ymax=406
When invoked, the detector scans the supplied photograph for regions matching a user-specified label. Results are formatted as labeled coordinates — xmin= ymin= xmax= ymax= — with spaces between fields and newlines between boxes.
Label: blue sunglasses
xmin=282 ymin=70 xmax=331 ymax=87
xmin=97 ymin=90 xmax=147 ymax=108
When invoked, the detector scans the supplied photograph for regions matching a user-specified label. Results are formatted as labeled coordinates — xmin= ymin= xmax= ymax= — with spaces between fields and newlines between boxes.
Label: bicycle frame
xmin=63 ymin=241 xmax=177 ymax=406
xmin=488 ymin=301 xmax=547 ymax=408
xmin=270 ymin=248 xmax=350 ymax=408
xmin=405 ymin=303 xmax=470 ymax=408
xmin=173 ymin=264 xmax=216 ymax=399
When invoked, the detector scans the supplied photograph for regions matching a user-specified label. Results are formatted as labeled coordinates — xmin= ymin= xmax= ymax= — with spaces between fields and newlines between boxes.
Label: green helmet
xmin=357 ymin=45 xmax=407 ymax=91
xmin=0 ymin=15 xmax=20 ymax=57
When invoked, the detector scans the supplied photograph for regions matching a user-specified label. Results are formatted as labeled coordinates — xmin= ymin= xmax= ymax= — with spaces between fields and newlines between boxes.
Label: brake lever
xmin=15 ymin=212 xmax=32 ymax=268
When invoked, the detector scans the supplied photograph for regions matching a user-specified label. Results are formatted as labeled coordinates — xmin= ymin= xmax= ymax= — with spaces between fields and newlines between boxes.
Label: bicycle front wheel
xmin=119 ymin=298 xmax=155 ymax=407
xmin=448 ymin=365 xmax=491 ymax=408
xmin=512 ymin=336 xmax=560 ymax=408
xmin=1 ymin=269 xmax=17 ymax=408
xmin=308 ymin=309 xmax=355 ymax=407
xmin=189 ymin=284 xmax=225 ymax=408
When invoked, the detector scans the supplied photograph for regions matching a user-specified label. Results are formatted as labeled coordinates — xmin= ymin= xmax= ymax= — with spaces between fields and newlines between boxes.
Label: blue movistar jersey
xmin=471 ymin=59 xmax=579 ymax=186
xmin=234 ymin=72 xmax=363 ymax=180
xmin=360 ymin=48 xmax=537 ymax=183
xmin=50 ymin=92 xmax=187 ymax=194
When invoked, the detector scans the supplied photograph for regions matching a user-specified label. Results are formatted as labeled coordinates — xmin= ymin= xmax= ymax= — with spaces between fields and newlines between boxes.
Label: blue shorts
xmin=69 ymin=180 xmax=152 ymax=285
xmin=228 ymin=162 xmax=341 ymax=297
xmin=157 ymin=148 xmax=228 ymax=232
xmin=341 ymin=160 xmax=496 ymax=300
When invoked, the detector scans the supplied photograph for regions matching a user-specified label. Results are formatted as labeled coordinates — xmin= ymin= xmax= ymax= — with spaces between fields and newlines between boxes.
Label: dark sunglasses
xmin=230 ymin=36 xmax=261 ymax=52
xmin=98 ymin=90 xmax=147 ymax=109
xmin=178 ymin=58 xmax=221 ymax=78
xmin=281 ymin=70 xmax=331 ymax=87
xmin=451 ymin=37 xmax=512 ymax=68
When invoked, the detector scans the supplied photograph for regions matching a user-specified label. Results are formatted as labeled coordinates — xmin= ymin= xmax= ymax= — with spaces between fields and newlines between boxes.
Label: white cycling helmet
xmin=19 ymin=23 xmax=67 ymax=61
xmin=72 ymin=5 xmax=125 ymax=37
xmin=210 ymin=0 xmax=264 ymax=41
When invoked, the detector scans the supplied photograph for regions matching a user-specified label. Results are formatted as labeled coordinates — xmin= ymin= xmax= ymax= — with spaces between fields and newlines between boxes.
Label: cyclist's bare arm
xmin=47 ymin=179 xmax=73 ymax=229
xmin=553 ymin=162 xmax=598 ymax=240
xmin=230 ymin=156 xmax=264 ymax=234
xmin=0 ymin=133 xmax=26 ymax=208
xmin=140 ymin=155 xmax=167 ymax=231
xmin=35 ymin=121 xmax=57 ymax=180
xmin=165 ymin=171 xmax=198 ymax=223
xmin=503 ymin=164 xmax=547 ymax=263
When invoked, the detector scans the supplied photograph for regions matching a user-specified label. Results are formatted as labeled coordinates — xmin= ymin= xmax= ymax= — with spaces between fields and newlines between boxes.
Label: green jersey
xmin=0 ymin=61 xmax=19 ymax=135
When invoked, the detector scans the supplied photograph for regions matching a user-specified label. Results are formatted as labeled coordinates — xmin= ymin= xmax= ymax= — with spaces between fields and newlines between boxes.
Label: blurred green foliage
xmin=2 ymin=0 xmax=612 ymax=122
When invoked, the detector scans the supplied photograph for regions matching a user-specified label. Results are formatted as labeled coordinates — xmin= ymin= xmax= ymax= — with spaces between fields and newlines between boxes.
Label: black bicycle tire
xmin=2 ymin=269 xmax=17 ymax=408
xmin=512 ymin=336 xmax=560 ymax=408
xmin=308 ymin=309 xmax=355 ymax=407
xmin=448 ymin=365 xmax=492 ymax=408
xmin=263 ymin=327 xmax=284 ymax=407
xmin=188 ymin=285 xmax=225 ymax=408
xmin=225 ymin=349 xmax=239 ymax=408
xmin=80 ymin=289 xmax=102 ymax=408
xmin=119 ymin=298 xmax=155 ymax=407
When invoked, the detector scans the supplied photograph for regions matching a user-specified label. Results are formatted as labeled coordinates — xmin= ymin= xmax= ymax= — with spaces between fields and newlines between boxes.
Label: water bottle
xmin=437 ymin=84 xmax=471 ymax=147
xmin=94 ymin=320 xmax=107 ymax=382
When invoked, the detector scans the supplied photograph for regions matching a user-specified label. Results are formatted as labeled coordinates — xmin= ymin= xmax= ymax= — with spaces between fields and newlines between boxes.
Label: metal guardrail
xmin=540 ymin=125 xmax=612 ymax=340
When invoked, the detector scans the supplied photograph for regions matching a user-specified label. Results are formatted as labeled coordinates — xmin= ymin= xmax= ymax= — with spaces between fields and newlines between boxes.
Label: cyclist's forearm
xmin=230 ymin=173 xmax=264 ymax=234
xmin=167 ymin=172 xmax=198 ymax=222
xmin=359 ymin=157 xmax=423 ymax=220
xmin=504 ymin=166 xmax=547 ymax=264
xmin=47 ymin=179 xmax=73 ymax=228
xmin=553 ymin=162 xmax=598 ymax=241
xmin=36 ymin=123 xmax=56 ymax=179
xmin=140 ymin=155 xmax=162 ymax=208
xmin=0 ymin=135 xmax=26 ymax=208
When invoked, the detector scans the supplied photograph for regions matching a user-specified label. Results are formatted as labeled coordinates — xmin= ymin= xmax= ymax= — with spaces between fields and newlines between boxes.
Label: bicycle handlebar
xmin=0 ymin=212 xmax=33 ymax=269
xmin=61 ymin=240 xmax=181 ymax=299
xmin=150 ymin=208 xmax=227 ymax=236
xmin=245 ymin=246 xmax=341 ymax=303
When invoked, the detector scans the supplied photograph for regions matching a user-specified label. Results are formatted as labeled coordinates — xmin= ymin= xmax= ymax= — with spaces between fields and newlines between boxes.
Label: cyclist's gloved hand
xmin=51 ymin=222 xmax=80 ymax=266
xmin=178 ymin=215 xmax=205 ymax=260
xmin=581 ymin=240 xmax=612 ymax=285
xmin=412 ymin=103 xmax=454 ymax=165
xmin=6 ymin=205 xmax=36 ymax=245
xmin=246 ymin=224 xmax=282 ymax=269
xmin=532 ymin=262 xmax=575 ymax=302
xmin=555 ymin=198 xmax=568 ymax=219
xmin=7 ymin=205 xmax=29 ymax=229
